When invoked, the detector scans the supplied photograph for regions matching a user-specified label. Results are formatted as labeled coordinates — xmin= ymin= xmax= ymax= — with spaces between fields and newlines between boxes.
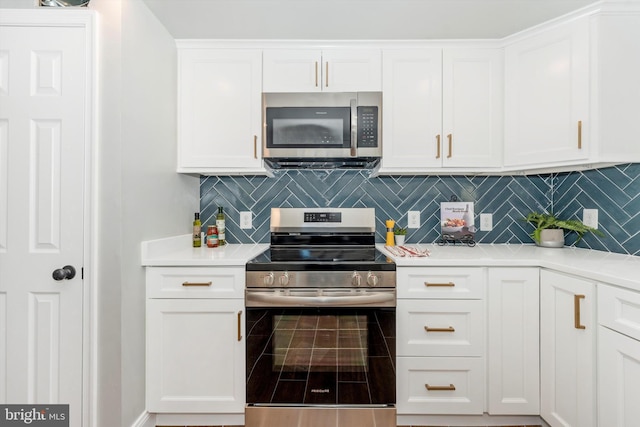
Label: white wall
xmin=0 ymin=0 xmax=199 ymax=426
xmin=90 ymin=0 xmax=199 ymax=425
xmin=119 ymin=0 xmax=199 ymax=425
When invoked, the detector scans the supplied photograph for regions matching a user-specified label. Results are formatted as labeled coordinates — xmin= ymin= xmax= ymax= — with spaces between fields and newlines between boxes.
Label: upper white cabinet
xmin=177 ymin=47 xmax=266 ymax=174
xmin=381 ymin=47 xmax=503 ymax=172
xmin=504 ymin=16 xmax=590 ymax=168
xmin=504 ymin=7 xmax=640 ymax=170
xmin=263 ymin=49 xmax=382 ymax=92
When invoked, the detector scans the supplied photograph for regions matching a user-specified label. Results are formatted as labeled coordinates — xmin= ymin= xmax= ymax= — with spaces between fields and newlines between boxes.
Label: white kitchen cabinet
xmin=504 ymin=16 xmax=590 ymax=168
xmin=540 ymin=269 xmax=596 ymax=427
xmin=177 ymin=47 xmax=266 ymax=174
xmin=597 ymin=284 xmax=640 ymax=427
xmin=396 ymin=267 xmax=485 ymax=415
xmin=146 ymin=267 xmax=245 ymax=414
xmin=381 ymin=47 xmax=503 ymax=173
xmin=397 ymin=356 xmax=485 ymax=415
xmin=505 ymin=9 xmax=640 ymax=170
xmin=262 ymin=48 xmax=381 ymax=92
xmin=487 ymin=268 xmax=540 ymax=415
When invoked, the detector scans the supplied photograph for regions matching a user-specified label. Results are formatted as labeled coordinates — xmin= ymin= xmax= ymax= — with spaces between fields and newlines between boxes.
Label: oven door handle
xmin=245 ymin=290 xmax=395 ymax=307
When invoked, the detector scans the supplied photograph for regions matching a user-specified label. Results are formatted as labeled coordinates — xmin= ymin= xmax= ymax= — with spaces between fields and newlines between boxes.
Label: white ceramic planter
xmin=394 ymin=235 xmax=405 ymax=246
xmin=537 ymin=229 xmax=565 ymax=248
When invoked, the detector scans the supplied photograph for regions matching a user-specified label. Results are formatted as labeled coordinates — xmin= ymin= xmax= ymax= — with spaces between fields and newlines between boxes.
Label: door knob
xmin=52 ymin=265 xmax=76 ymax=281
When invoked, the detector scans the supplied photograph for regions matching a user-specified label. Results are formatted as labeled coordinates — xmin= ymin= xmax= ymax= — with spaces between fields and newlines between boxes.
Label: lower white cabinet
xmin=598 ymin=284 xmax=640 ymax=426
xmin=396 ymin=356 xmax=484 ymax=415
xmin=487 ymin=268 xmax=540 ymax=415
xmin=146 ymin=267 xmax=245 ymax=413
xmin=396 ymin=267 xmax=485 ymax=415
xmin=540 ymin=270 xmax=596 ymax=427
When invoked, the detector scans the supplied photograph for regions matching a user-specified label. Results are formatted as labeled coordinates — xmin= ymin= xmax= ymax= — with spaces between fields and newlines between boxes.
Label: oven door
xmin=246 ymin=298 xmax=395 ymax=407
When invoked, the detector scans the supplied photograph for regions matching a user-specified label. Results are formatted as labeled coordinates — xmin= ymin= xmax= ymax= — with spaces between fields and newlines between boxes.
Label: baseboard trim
xmin=130 ymin=411 xmax=156 ymax=427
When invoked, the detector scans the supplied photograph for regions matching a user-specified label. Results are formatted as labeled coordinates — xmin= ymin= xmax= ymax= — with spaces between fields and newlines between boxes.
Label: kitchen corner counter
xmin=141 ymin=234 xmax=268 ymax=266
xmin=377 ymin=243 xmax=640 ymax=292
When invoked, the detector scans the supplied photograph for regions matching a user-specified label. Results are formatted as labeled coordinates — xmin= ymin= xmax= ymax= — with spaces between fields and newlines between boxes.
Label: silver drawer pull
xmin=424 ymin=282 xmax=455 ymax=287
xmin=426 ymin=383 xmax=456 ymax=391
xmin=182 ymin=281 xmax=212 ymax=287
xmin=424 ymin=326 xmax=455 ymax=333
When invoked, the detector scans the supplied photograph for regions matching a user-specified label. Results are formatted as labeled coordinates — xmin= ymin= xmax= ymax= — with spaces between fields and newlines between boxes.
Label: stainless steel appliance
xmin=245 ymin=207 xmax=396 ymax=427
xmin=262 ymin=93 xmax=381 ymax=168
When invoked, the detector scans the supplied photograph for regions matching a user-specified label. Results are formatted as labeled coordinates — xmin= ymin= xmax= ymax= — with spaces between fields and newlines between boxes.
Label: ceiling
xmin=141 ymin=0 xmax=597 ymax=40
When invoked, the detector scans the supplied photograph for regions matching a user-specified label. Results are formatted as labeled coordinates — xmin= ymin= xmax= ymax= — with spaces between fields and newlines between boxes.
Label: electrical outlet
xmin=240 ymin=211 xmax=252 ymax=229
xmin=408 ymin=211 xmax=420 ymax=228
xmin=583 ymin=209 xmax=598 ymax=229
xmin=480 ymin=213 xmax=493 ymax=231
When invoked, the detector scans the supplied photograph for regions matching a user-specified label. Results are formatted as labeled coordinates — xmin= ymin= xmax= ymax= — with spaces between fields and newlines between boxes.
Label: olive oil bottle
xmin=216 ymin=207 xmax=226 ymax=245
xmin=192 ymin=212 xmax=202 ymax=247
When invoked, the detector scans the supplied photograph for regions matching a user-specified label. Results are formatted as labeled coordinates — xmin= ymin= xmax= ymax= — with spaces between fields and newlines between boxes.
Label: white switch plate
xmin=583 ymin=209 xmax=598 ymax=229
xmin=240 ymin=211 xmax=252 ymax=229
xmin=408 ymin=211 xmax=420 ymax=228
xmin=480 ymin=213 xmax=493 ymax=231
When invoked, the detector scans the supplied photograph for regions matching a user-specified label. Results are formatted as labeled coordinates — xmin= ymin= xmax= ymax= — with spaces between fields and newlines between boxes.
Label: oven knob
xmin=279 ymin=272 xmax=290 ymax=287
xmin=367 ymin=272 xmax=379 ymax=287
xmin=351 ymin=271 xmax=362 ymax=287
xmin=263 ymin=272 xmax=275 ymax=287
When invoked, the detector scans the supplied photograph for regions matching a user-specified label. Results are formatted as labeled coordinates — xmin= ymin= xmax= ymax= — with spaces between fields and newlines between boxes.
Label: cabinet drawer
xmin=397 ymin=299 xmax=484 ymax=356
xmin=398 ymin=267 xmax=484 ymax=299
xmin=397 ymin=356 xmax=484 ymax=415
xmin=599 ymin=284 xmax=640 ymax=341
xmin=146 ymin=267 xmax=244 ymax=298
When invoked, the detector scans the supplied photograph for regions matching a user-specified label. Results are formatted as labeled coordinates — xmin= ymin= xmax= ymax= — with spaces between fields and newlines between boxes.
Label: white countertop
xmin=141 ymin=234 xmax=268 ymax=267
xmin=141 ymin=235 xmax=640 ymax=291
xmin=377 ymin=243 xmax=640 ymax=291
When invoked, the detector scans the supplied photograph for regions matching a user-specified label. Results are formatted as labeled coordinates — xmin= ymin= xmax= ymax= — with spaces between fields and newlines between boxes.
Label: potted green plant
xmin=523 ymin=211 xmax=603 ymax=248
xmin=394 ymin=227 xmax=407 ymax=246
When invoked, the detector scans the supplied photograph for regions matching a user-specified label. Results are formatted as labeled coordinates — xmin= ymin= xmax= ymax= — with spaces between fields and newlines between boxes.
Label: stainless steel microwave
xmin=262 ymin=92 xmax=381 ymax=166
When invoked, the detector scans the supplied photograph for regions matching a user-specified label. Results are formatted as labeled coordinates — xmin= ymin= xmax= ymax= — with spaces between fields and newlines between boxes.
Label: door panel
xmin=0 ymin=21 xmax=88 ymax=427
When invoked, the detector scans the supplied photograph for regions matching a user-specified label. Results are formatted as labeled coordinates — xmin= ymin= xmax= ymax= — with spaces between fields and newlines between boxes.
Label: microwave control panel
xmin=357 ymin=106 xmax=379 ymax=148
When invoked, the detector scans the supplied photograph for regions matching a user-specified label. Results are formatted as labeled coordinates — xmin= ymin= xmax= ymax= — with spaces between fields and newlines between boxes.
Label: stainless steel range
xmin=245 ymin=208 xmax=396 ymax=427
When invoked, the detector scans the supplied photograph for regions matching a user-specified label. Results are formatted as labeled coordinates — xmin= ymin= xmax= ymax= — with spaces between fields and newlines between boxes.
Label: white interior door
xmin=0 ymin=20 xmax=88 ymax=426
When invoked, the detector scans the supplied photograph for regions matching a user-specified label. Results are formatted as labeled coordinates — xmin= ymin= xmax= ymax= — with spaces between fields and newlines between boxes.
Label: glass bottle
xmin=216 ymin=207 xmax=226 ymax=245
xmin=206 ymin=225 xmax=219 ymax=248
xmin=192 ymin=212 xmax=201 ymax=247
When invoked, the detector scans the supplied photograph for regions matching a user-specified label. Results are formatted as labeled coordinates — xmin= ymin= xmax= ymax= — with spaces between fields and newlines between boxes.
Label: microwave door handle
xmin=350 ymin=99 xmax=358 ymax=157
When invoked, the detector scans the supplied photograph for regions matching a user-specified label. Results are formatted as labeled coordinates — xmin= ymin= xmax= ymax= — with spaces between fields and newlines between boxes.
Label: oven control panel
xmin=304 ymin=212 xmax=342 ymax=223
xmin=246 ymin=270 xmax=396 ymax=289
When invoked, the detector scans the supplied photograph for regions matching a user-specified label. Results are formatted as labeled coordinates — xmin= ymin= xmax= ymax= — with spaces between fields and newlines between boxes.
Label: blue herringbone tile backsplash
xmin=200 ymin=163 xmax=639 ymax=255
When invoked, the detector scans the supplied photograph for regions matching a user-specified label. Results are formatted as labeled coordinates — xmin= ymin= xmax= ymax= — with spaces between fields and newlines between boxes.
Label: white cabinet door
xmin=381 ymin=49 xmax=443 ymax=170
xmin=598 ymin=326 xmax=640 ymax=427
xmin=540 ymin=270 xmax=596 ymax=427
xmin=322 ymin=49 xmax=382 ymax=92
xmin=504 ymin=16 xmax=590 ymax=167
xmin=442 ymin=48 xmax=503 ymax=168
xmin=397 ymin=356 xmax=484 ymax=414
xmin=397 ymin=299 xmax=484 ymax=357
xmin=146 ymin=299 xmax=245 ymax=413
xmin=487 ymin=268 xmax=539 ymax=415
xmin=177 ymin=49 xmax=264 ymax=174
xmin=0 ymin=14 xmax=93 ymax=426
xmin=263 ymin=49 xmax=381 ymax=93
xmin=381 ymin=48 xmax=503 ymax=172
xmin=263 ymin=49 xmax=322 ymax=92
